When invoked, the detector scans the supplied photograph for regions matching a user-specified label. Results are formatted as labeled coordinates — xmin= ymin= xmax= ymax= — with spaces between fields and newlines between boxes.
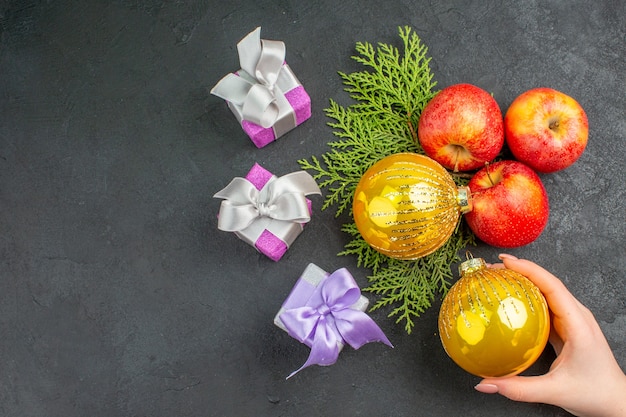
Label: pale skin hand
xmin=474 ymin=254 xmax=626 ymax=417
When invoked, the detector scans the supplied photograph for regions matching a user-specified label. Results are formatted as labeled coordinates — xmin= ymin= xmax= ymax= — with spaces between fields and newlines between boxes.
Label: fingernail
xmin=498 ymin=253 xmax=518 ymax=261
xmin=474 ymin=383 xmax=499 ymax=394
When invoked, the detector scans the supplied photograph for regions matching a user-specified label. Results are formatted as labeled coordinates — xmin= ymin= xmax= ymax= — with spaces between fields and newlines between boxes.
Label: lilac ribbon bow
xmin=279 ymin=268 xmax=393 ymax=379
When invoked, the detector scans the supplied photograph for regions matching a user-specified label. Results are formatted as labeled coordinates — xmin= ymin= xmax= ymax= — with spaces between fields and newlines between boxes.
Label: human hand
xmin=474 ymin=254 xmax=626 ymax=417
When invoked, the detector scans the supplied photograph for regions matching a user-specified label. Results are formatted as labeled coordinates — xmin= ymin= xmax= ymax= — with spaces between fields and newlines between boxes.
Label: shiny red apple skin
xmin=418 ymin=83 xmax=504 ymax=172
xmin=504 ymin=87 xmax=588 ymax=173
xmin=465 ymin=160 xmax=549 ymax=248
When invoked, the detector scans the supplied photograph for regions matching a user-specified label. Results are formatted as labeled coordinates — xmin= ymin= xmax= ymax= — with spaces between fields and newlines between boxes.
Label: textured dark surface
xmin=1 ymin=1 xmax=625 ymax=416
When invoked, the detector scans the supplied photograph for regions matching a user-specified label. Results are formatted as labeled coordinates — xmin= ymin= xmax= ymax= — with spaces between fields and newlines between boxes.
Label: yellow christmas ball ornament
xmin=438 ymin=256 xmax=550 ymax=378
xmin=353 ymin=153 xmax=472 ymax=260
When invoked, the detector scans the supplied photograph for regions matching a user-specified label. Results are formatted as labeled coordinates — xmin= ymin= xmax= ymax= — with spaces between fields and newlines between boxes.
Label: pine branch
xmin=361 ymin=219 xmax=475 ymax=333
xmin=338 ymin=222 xmax=389 ymax=273
xmin=298 ymin=26 xmax=477 ymax=333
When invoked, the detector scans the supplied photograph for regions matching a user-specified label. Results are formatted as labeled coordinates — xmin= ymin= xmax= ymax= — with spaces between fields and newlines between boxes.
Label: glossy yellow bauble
xmin=438 ymin=257 xmax=550 ymax=378
xmin=353 ymin=153 xmax=471 ymax=260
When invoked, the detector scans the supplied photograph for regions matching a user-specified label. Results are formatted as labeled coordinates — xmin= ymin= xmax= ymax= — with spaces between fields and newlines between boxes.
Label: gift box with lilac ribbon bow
xmin=274 ymin=263 xmax=393 ymax=378
xmin=214 ymin=163 xmax=320 ymax=261
xmin=211 ymin=27 xmax=311 ymax=148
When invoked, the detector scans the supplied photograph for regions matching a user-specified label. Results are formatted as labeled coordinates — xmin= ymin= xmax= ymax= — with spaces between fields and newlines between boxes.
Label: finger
xmin=476 ymin=374 xmax=561 ymax=406
xmin=548 ymin=324 xmax=564 ymax=355
xmin=498 ymin=255 xmax=593 ymax=343
xmin=498 ymin=254 xmax=579 ymax=317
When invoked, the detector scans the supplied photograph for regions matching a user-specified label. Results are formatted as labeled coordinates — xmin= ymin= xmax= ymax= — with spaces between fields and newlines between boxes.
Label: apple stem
xmin=453 ymin=149 xmax=461 ymax=173
xmin=485 ymin=162 xmax=495 ymax=186
xmin=549 ymin=120 xmax=560 ymax=130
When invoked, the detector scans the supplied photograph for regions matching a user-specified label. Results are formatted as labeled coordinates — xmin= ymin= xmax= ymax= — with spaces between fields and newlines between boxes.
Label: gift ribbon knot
xmin=255 ymin=201 xmax=275 ymax=218
xmin=279 ymin=268 xmax=393 ymax=379
xmin=214 ymin=171 xmax=321 ymax=232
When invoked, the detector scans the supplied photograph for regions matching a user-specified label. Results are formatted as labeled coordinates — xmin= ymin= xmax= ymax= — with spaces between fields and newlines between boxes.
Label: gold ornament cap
xmin=457 ymin=186 xmax=473 ymax=214
xmin=459 ymin=256 xmax=486 ymax=276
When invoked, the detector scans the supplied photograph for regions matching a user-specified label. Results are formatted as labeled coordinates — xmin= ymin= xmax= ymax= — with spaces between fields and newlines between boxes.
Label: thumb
xmin=475 ymin=374 xmax=559 ymax=405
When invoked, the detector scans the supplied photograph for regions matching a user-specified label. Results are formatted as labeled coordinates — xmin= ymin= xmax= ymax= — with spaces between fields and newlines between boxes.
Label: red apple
xmin=504 ymin=87 xmax=588 ymax=173
xmin=418 ymin=83 xmax=504 ymax=172
xmin=464 ymin=160 xmax=549 ymax=248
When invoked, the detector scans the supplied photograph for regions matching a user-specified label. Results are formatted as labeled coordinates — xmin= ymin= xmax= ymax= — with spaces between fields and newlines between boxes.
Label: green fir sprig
xmin=298 ymin=26 xmax=476 ymax=333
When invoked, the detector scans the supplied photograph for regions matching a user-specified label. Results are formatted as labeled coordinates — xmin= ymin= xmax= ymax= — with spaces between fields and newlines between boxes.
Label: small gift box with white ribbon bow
xmin=274 ymin=263 xmax=393 ymax=378
xmin=214 ymin=163 xmax=321 ymax=261
xmin=211 ymin=27 xmax=311 ymax=148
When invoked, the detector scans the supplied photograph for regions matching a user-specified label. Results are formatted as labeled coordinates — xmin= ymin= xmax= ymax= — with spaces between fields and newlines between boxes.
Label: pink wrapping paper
xmin=236 ymin=78 xmax=311 ymax=148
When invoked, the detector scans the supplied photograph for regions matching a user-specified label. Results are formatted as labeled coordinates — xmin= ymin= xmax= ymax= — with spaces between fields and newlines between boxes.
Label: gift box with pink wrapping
xmin=211 ymin=27 xmax=311 ymax=148
xmin=274 ymin=263 xmax=393 ymax=378
xmin=214 ymin=163 xmax=320 ymax=261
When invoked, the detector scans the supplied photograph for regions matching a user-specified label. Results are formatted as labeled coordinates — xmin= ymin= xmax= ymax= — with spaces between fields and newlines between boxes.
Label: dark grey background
xmin=1 ymin=1 xmax=624 ymax=416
